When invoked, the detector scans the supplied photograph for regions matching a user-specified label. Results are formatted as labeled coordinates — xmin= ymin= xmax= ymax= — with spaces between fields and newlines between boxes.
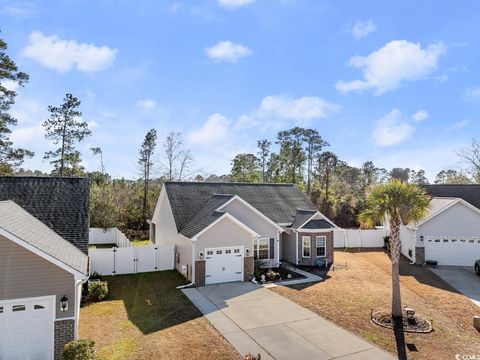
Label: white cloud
xmin=236 ymin=95 xmax=339 ymax=131
xmin=21 ymin=31 xmax=117 ymax=72
xmin=88 ymin=120 xmax=99 ymax=130
xmin=411 ymin=110 xmax=428 ymax=122
xmin=187 ymin=113 xmax=230 ymax=145
xmin=135 ymin=99 xmax=157 ymax=110
xmin=352 ymin=20 xmax=377 ymax=39
xmin=2 ymin=3 xmax=37 ymax=18
xmin=373 ymin=109 xmax=414 ymax=147
xmin=336 ymin=40 xmax=446 ymax=95
xmin=217 ymin=0 xmax=255 ymax=9
xmin=205 ymin=41 xmax=251 ymax=63
xmin=1 ymin=79 xmax=20 ymax=92
xmin=465 ymin=87 xmax=480 ymax=101
xmin=447 ymin=120 xmax=469 ymax=130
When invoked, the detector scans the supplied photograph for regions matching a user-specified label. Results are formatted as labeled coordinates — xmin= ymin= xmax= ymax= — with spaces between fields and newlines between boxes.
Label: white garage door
xmin=205 ymin=246 xmax=244 ymax=285
xmin=0 ymin=296 xmax=54 ymax=360
xmin=425 ymin=236 xmax=480 ymax=266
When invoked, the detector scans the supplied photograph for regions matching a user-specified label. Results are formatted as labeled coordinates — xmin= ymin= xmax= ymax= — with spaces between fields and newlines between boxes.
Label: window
xmin=216 ymin=250 xmax=222 ymax=255
xmin=207 ymin=250 xmax=213 ymax=255
xmin=434 ymin=239 xmax=440 ymax=243
xmin=0 ymin=306 xmax=3 ymax=313
xmin=316 ymin=236 xmax=326 ymax=257
xmin=302 ymin=236 xmax=311 ymax=258
xmin=443 ymin=239 xmax=448 ymax=243
xmin=12 ymin=305 xmax=26 ymax=312
xmin=34 ymin=305 xmax=45 ymax=310
xmin=225 ymin=249 xmax=232 ymax=254
xmin=234 ymin=249 xmax=240 ymax=253
xmin=254 ymin=238 xmax=269 ymax=260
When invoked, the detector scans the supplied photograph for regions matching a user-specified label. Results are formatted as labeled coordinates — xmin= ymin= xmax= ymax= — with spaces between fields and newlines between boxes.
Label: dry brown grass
xmin=272 ymin=249 xmax=480 ymax=359
xmin=79 ymin=271 xmax=241 ymax=360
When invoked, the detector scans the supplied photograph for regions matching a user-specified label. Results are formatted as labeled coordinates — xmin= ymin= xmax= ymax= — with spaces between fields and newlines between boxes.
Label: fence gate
xmin=89 ymin=245 xmax=174 ymax=276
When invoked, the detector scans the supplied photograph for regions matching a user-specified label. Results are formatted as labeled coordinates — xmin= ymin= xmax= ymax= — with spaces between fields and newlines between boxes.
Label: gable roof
xmin=302 ymin=219 xmax=335 ymax=230
xmin=291 ymin=209 xmax=317 ymax=229
xmin=0 ymin=176 xmax=90 ymax=254
xmin=164 ymin=182 xmax=318 ymax=237
xmin=0 ymin=201 xmax=88 ymax=275
xmin=423 ymin=184 xmax=480 ymax=210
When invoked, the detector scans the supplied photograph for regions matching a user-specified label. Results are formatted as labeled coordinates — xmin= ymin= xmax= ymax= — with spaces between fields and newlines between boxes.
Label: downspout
xmin=74 ymin=276 xmax=88 ymax=340
xmin=295 ymin=231 xmax=299 ymax=265
xmin=276 ymin=230 xmax=281 ymax=265
xmin=191 ymin=239 xmax=196 ymax=284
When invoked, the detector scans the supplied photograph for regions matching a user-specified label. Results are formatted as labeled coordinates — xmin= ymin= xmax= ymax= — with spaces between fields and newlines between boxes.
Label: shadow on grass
xmin=393 ymin=317 xmax=408 ymax=360
xmin=102 ymin=270 xmax=202 ymax=335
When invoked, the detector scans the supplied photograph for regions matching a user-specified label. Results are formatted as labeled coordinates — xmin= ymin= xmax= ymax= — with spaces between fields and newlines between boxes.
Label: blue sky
xmin=1 ymin=0 xmax=479 ymax=180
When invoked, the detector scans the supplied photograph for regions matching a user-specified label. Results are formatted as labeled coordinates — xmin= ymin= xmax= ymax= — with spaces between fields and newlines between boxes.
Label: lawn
xmin=79 ymin=271 xmax=241 ymax=360
xmin=272 ymin=249 xmax=480 ymax=359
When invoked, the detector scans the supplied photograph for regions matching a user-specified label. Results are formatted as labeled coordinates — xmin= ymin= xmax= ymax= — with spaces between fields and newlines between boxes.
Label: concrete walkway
xmin=430 ymin=266 xmax=480 ymax=307
xmin=182 ymin=282 xmax=394 ymax=360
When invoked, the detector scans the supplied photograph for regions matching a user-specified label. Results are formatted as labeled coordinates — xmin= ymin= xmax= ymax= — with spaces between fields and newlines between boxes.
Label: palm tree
xmin=358 ymin=179 xmax=430 ymax=318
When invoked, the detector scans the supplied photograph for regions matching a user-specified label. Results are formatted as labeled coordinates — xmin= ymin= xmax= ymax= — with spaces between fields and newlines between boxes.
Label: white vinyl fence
xmin=89 ymin=244 xmax=175 ymax=276
xmin=89 ymin=228 xmax=131 ymax=248
xmin=333 ymin=228 xmax=389 ymax=248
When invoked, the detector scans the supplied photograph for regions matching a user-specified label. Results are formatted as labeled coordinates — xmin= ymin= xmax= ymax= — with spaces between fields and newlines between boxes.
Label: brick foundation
xmin=54 ymin=319 xmax=75 ymax=360
xmin=243 ymin=256 xmax=254 ymax=281
xmin=195 ymin=260 xmax=206 ymax=286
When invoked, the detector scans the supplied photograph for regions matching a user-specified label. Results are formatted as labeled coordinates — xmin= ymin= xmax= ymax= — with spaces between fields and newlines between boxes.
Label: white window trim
xmin=316 ymin=235 xmax=326 ymax=258
xmin=254 ymin=237 xmax=270 ymax=260
xmin=302 ymin=236 xmax=311 ymax=258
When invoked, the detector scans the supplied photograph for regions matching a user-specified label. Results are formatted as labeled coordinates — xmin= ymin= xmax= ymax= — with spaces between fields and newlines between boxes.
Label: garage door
xmin=0 ymin=296 xmax=54 ymax=360
xmin=205 ymin=246 xmax=244 ymax=285
xmin=425 ymin=236 xmax=480 ymax=266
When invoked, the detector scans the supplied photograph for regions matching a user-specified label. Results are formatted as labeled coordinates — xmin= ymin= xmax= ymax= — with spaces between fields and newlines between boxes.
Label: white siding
xmin=418 ymin=201 xmax=480 ymax=238
xmin=281 ymin=231 xmax=297 ymax=263
xmin=151 ymin=187 xmax=182 ymax=246
xmin=196 ymin=217 xmax=253 ymax=261
xmin=400 ymin=225 xmax=416 ymax=260
xmin=221 ymin=199 xmax=278 ymax=238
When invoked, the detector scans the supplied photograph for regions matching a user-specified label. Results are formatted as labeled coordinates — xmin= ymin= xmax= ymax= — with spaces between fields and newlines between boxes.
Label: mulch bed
xmin=371 ymin=310 xmax=433 ymax=333
xmin=257 ymin=266 xmax=306 ymax=283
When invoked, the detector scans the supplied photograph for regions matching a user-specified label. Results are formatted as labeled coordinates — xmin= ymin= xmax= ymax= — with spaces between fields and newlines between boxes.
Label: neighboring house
xmin=0 ymin=177 xmax=90 ymax=360
xmin=150 ymin=182 xmax=338 ymax=286
xmin=400 ymin=184 xmax=480 ymax=267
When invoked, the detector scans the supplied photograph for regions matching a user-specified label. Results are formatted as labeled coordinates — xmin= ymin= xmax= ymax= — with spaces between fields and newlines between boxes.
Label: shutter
xmin=269 ymin=238 xmax=275 ymax=259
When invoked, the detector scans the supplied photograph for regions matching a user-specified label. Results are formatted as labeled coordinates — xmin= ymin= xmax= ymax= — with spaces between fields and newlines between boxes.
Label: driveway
xmin=183 ymin=282 xmax=394 ymax=360
xmin=430 ymin=266 xmax=480 ymax=307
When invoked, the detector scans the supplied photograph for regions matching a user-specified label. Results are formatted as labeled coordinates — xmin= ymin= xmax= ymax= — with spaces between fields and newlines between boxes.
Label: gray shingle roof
xmin=0 ymin=201 xmax=88 ymax=274
xmin=0 ymin=176 xmax=90 ymax=254
xmin=180 ymin=195 xmax=233 ymax=238
xmin=291 ymin=209 xmax=317 ymax=229
xmin=164 ymin=182 xmax=318 ymax=237
xmin=302 ymin=219 xmax=334 ymax=229
xmin=423 ymin=184 xmax=480 ymax=210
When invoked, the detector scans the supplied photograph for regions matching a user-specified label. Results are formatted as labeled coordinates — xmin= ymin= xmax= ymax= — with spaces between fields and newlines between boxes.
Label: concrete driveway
xmin=183 ymin=282 xmax=394 ymax=360
xmin=430 ymin=266 xmax=480 ymax=307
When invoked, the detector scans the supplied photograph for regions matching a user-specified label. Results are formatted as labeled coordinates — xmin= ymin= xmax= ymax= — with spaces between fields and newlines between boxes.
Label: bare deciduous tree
xmin=163 ymin=132 xmax=193 ymax=181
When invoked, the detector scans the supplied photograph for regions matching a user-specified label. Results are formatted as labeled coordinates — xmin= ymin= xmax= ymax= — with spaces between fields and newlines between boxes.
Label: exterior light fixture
xmin=60 ymin=295 xmax=68 ymax=312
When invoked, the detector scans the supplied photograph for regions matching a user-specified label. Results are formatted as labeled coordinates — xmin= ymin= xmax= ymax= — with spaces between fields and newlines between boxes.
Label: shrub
xmin=89 ymin=272 xmax=102 ymax=281
xmin=63 ymin=339 xmax=95 ymax=360
xmin=88 ymin=280 xmax=108 ymax=301
xmin=265 ymin=269 xmax=280 ymax=281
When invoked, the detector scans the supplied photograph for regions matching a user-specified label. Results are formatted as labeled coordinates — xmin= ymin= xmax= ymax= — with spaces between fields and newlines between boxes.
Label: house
xmin=0 ymin=177 xmax=90 ymax=360
xmin=150 ymin=182 xmax=338 ymax=286
xmin=400 ymin=184 xmax=480 ymax=267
